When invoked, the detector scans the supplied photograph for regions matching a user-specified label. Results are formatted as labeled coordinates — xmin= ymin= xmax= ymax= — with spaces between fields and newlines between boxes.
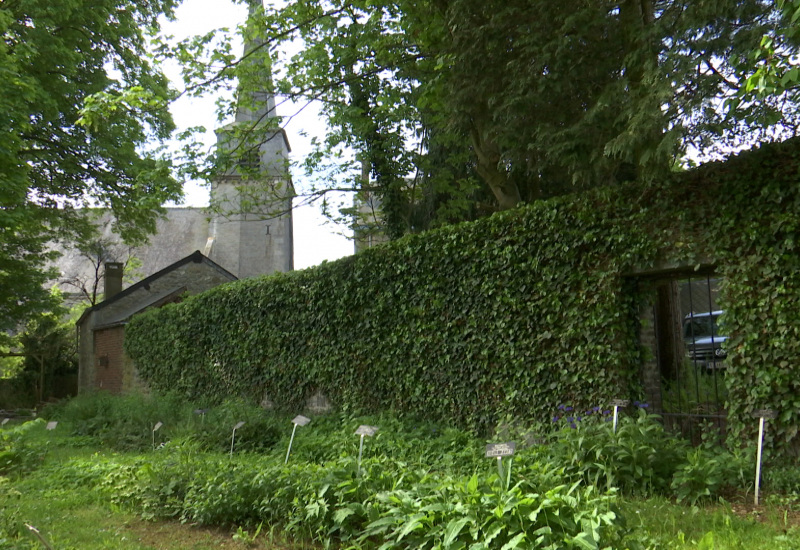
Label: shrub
xmin=549 ymin=409 xmax=688 ymax=495
xmin=0 ymin=419 xmax=47 ymax=476
xmin=44 ymin=391 xmax=195 ymax=451
xmin=671 ymin=446 xmax=750 ymax=505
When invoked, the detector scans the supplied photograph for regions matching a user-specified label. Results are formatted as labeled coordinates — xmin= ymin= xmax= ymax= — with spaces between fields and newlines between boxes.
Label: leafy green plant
xmin=183 ymin=398 xmax=285 ymax=453
xmin=362 ymin=469 xmax=630 ymax=549
xmin=550 ymin=409 xmax=688 ymax=496
xmin=0 ymin=419 xmax=47 ymax=476
xmin=43 ymin=391 xmax=198 ymax=451
xmin=670 ymin=446 xmax=748 ymax=505
xmin=661 ymin=359 xmax=729 ymax=417
xmin=232 ymin=522 xmax=262 ymax=545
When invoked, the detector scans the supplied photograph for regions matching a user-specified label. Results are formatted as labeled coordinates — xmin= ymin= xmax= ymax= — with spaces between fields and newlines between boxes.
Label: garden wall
xmin=126 ymin=138 xmax=800 ymax=452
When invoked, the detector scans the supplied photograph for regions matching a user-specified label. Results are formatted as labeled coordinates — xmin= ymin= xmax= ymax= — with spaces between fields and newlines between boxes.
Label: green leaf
xmin=500 ymin=532 xmax=526 ymax=550
xmin=443 ymin=518 xmax=471 ymax=548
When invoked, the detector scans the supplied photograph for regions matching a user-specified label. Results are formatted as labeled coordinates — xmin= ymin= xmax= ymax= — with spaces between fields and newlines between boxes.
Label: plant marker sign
xmin=610 ymin=399 xmax=629 ymax=433
xmin=355 ymin=425 xmax=378 ymax=475
xmin=753 ymin=409 xmax=777 ymax=506
xmin=1 ymin=418 xmax=9 ymax=426
xmin=152 ymin=421 xmax=163 ymax=450
xmin=193 ymin=408 xmax=209 ymax=423
xmin=230 ymin=421 xmax=246 ymax=457
xmin=45 ymin=421 xmax=57 ymax=431
xmin=486 ymin=442 xmax=516 ymax=488
xmin=285 ymin=415 xmax=311 ymax=464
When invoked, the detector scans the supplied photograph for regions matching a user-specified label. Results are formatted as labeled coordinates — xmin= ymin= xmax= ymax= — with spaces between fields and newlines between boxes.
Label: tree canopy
xmin=182 ymin=0 xmax=800 ymax=238
xmin=0 ymin=0 xmax=183 ymax=334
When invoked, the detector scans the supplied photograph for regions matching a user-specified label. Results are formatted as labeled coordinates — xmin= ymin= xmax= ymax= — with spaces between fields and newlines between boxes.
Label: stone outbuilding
xmin=76 ymin=251 xmax=236 ymax=394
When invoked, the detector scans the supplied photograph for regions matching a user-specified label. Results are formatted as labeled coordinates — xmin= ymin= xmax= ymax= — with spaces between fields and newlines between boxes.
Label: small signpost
xmin=1 ymin=418 xmax=9 ymax=427
xmin=45 ymin=421 xmax=57 ymax=431
xmin=229 ymin=421 xmax=246 ymax=457
xmin=193 ymin=408 xmax=209 ymax=424
xmin=152 ymin=421 xmax=163 ymax=450
xmin=285 ymin=415 xmax=311 ymax=464
xmin=610 ymin=399 xmax=629 ymax=433
xmin=355 ymin=425 xmax=379 ymax=475
xmin=486 ymin=442 xmax=516 ymax=489
xmin=753 ymin=409 xmax=777 ymax=506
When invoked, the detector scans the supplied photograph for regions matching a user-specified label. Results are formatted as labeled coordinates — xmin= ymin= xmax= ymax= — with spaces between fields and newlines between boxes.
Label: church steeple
xmin=205 ymin=0 xmax=294 ymax=278
xmin=235 ymin=0 xmax=277 ymax=125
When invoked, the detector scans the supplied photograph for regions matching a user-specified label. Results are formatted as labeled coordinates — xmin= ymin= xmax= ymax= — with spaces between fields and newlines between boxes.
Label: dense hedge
xmin=127 ymin=138 xmax=800 ymax=450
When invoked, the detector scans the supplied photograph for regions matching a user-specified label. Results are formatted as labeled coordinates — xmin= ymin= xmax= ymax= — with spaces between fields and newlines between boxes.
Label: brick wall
xmin=94 ymin=326 xmax=125 ymax=394
xmin=638 ymin=294 xmax=663 ymax=412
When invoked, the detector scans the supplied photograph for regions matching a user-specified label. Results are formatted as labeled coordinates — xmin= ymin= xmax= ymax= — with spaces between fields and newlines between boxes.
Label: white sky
xmin=162 ymin=0 xmax=353 ymax=270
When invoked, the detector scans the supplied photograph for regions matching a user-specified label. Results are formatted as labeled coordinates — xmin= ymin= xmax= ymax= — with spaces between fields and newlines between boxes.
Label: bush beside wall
xmin=127 ymin=138 xmax=800 ymax=452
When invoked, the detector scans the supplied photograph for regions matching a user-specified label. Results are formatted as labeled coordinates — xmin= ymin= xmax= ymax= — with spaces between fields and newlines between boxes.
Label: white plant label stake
xmin=610 ymin=399 xmax=629 ymax=433
xmin=486 ymin=442 xmax=516 ymax=489
xmin=230 ymin=421 xmax=246 ymax=457
xmin=355 ymin=425 xmax=378 ymax=475
xmin=45 ymin=421 xmax=57 ymax=431
xmin=285 ymin=415 xmax=311 ymax=464
xmin=753 ymin=409 xmax=776 ymax=506
xmin=152 ymin=421 xmax=163 ymax=450
xmin=194 ymin=408 xmax=209 ymax=424
xmin=2 ymin=418 xmax=10 ymax=426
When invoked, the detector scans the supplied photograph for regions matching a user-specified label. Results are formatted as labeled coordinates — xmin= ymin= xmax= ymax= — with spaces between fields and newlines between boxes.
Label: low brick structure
xmin=77 ymin=251 xmax=236 ymax=394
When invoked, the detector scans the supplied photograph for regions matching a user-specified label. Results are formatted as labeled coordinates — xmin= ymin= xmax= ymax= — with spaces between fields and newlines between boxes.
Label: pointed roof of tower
xmin=214 ymin=0 xmax=290 ymax=176
xmin=235 ymin=0 xmax=278 ymax=126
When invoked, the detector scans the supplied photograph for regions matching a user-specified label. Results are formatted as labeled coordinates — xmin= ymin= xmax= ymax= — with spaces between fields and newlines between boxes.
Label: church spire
xmin=235 ymin=0 xmax=277 ymax=125
xmin=206 ymin=0 xmax=294 ymax=279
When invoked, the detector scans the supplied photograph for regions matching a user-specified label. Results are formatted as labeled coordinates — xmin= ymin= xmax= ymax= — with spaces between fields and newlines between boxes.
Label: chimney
xmin=104 ymin=262 xmax=123 ymax=300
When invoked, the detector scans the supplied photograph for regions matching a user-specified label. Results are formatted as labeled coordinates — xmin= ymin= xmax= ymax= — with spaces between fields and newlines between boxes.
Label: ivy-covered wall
xmin=126 ymin=139 xmax=800 ymax=451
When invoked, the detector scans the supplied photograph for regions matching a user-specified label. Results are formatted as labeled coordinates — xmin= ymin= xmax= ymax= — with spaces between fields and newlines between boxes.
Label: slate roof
xmin=53 ymin=208 xmax=211 ymax=298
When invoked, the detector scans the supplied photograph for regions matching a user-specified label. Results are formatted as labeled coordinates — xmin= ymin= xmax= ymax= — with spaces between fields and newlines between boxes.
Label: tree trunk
xmin=469 ymin=123 xmax=522 ymax=210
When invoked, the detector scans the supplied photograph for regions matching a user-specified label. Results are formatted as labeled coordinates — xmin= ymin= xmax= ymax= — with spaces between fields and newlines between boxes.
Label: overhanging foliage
xmin=127 ymin=138 xmax=800 ymax=452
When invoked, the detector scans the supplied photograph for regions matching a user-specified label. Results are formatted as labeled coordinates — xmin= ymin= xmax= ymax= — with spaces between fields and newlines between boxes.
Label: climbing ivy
xmin=126 ymin=138 xmax=800 ymax=452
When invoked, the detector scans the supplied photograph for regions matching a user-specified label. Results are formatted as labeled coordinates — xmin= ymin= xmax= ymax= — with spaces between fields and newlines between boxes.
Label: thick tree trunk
xmin=469 ymin=124 xmax=522 ymax=210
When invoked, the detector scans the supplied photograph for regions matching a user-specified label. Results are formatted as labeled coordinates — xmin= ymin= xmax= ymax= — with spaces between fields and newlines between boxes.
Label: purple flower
xmin=567 ymin=416 xmax=574 ymax=422
xmin=638 ymin=402 xmax=649 ymax=408
xmin=558 ymin=404 xmax=566 ymax=411
xmin=576 ymin=416 xmax=582 ymax=422
xmin=603 ymin=410 xmax=611 ymax=415
xmin=552 ymin=416 xmax=559 ymax=423
xmin=565 ymin=406 xmax=573 ymax=412
xmin=570 ymin=423 xmax=577 ymax=429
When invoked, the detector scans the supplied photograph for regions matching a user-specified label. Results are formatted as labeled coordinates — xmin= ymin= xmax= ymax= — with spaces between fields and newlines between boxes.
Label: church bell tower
xmin=206 ymin=0 xmax=293 ymax=278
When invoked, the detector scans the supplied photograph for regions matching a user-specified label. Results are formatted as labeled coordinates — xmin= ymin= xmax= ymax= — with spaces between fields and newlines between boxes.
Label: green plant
xmin=185 ymin=398 xmax=285 ymax=453
xmin=232 ymin=522 xmax=262 ymax=545
xmin=550 ymin=409 xmax=688 ymax=496
xmin=661 ymin=359 xmax=729 ymax=416
xmin=361 ymin=470 xmax=630 ymax=549
xmin=0 ymin=419 xmax=47 ymax=476
xmin=44 ymin=391 xmax=200 ymax=451
xmin=670 ymin=446 xmax=748 ymax=505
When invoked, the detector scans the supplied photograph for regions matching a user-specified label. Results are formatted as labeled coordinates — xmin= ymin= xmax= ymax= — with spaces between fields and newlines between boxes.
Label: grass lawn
xmin=6 ymin=476 xmax=313 ymax=549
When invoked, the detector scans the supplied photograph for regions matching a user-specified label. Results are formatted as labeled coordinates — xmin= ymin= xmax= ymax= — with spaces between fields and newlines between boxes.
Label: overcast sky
xmin=162 ymin=0 xmax=353 ymax=270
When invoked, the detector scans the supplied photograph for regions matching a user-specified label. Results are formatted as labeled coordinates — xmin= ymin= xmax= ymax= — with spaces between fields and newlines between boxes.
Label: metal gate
xmin=646 ymin=273 xmax=727 ymax=443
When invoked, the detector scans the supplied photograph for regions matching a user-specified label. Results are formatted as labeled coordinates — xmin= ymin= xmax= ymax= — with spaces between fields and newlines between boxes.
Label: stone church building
xmin=67 ymin=2 xmax=293 ymax=394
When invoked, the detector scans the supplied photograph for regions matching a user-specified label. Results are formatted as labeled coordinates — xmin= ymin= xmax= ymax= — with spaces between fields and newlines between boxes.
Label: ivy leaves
xmin=127 ymin=138 xmax=800 ymax=459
